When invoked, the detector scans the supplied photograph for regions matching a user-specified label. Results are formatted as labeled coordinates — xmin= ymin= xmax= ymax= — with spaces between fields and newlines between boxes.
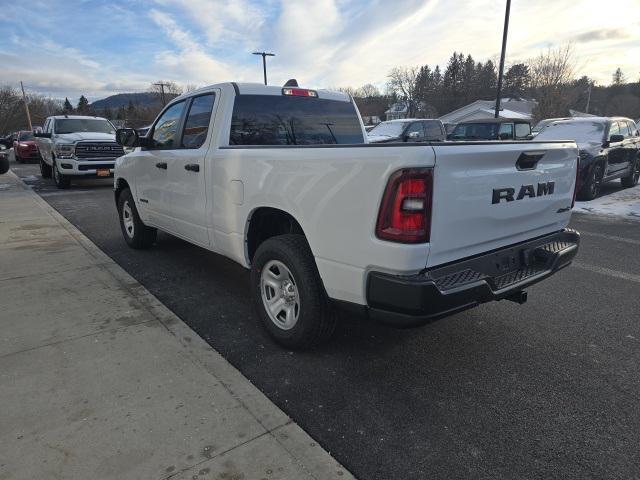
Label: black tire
xmin=117 ymin=188 xmax=157 ymax=249
xmin=40 ymin=158 xmax=52 ymax=178
xmin=621 ymin=157 xmax=640 ymax=188
xmin=577 ymin=162 xmax=603 ymax=201
xmin=251 ymin=234 xmax=336 ymax=349
xmin=52 ymin=159 xmax=70 ymax=189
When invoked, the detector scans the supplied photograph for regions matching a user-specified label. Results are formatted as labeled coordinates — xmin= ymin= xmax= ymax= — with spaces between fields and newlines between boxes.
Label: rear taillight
xmin=376 ymin=168 xmax=433 ymax=243
xmin=571 ymin=156 xmax=580 ymax=209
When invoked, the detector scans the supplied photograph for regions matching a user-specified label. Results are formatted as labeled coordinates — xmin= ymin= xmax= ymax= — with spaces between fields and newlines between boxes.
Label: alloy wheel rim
xmin=260 ymin=259 xmax=300 ymax=330
xmin=122 ymin=201 xmax=135 ymax=238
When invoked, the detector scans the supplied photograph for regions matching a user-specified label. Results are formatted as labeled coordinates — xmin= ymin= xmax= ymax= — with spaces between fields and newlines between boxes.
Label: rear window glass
xmin=229 ymin=95 xmax=364 ymax=145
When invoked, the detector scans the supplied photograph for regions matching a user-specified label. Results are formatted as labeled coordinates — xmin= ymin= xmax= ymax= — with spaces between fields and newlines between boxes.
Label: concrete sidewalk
xmin=0 ymin=171 xmax=353 ymax=480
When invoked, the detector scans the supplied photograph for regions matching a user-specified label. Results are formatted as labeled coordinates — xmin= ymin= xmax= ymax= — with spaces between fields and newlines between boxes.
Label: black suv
xmin=535 ymin=117 xmax=640 ymax=200
xmin=448 ymin=118 xmax=532 ymax=141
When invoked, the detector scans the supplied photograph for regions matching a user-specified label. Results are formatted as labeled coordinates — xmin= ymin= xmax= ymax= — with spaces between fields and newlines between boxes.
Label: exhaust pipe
xmin=506 ymin=290 xmax=528 ymax=304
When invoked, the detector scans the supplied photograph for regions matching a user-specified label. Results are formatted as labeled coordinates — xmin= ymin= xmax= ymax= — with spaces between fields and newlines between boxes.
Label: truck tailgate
xmin=427 ymin=142 xmax=578 ymax=268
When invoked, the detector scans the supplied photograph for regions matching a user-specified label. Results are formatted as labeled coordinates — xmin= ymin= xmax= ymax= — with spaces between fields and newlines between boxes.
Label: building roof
xmin=439 ymin=98 xmax=536 ymax=123
xmin=458 ymin=117 xmax=531 ymax=124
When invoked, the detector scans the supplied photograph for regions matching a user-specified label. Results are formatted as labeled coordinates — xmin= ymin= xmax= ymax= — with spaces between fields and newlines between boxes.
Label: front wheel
xmin=621 ymin=158 xmax=640 ymax=188
xmin=577 ymin=163 xmax=603 ymax=201
xmin=52 ymin=160 xmax=70 ymax=189
xmin=117 ymin=188 xmax=157 ymax=249
xmin=40 ymin=158 xmax=52 ymax=178
xmin=250 ymin=234 xmax=337 ymax=349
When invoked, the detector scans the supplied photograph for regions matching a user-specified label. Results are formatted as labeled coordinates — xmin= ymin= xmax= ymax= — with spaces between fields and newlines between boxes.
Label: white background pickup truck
xmin=114 ymin=82 xmax=580 ymax=349
xmin=35 ymin=115 xmax=123 ymax=189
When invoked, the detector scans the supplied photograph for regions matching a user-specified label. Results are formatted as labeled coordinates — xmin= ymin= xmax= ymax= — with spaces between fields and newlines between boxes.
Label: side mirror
xmin=116 ymin=128 xmax=140 ymax=148
xmin=33 ymin=132 xmax=52 ymax=139
xmin=609 ymin=134 xmax=624 ymax=144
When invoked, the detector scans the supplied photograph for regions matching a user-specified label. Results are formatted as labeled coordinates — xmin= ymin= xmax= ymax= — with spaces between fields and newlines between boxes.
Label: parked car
xmin=0 ymin=145 xmax=9 ymax=174
xmin=113 ymin=82 xmax=580 ymax=349
xmin=448 ymin=118 xmax=532 ymax=141
xmin=12 ymin=130 xmax=40 ymax=163
xmin=535 ymin=117 xmax=640 ymax=200
xmin=34 ymin=115 xmax=124 ymax=189
xmin=531 ymin=117 xmax=571 ymax=137
xmin=367 ymin=119 xmax=446 ymax=143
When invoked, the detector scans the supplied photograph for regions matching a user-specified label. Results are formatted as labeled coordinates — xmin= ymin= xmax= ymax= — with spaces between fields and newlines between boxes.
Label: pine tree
xmin=612 ymin=68 xmax=625 ymax=86
xmin=503 ymin=64 xmax=531 ymax=98
xmin=63 ymin=97 xmax=73 ymax=113
xmin=77 ymin=95 xmax=89 ymax=114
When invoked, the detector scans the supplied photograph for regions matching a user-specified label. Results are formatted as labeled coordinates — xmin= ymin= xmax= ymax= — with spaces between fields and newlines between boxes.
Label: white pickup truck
xmin=34 ymin=115 xmax=123 ymax=189
xmin=114 ymin=82 xmax=580 ymax=349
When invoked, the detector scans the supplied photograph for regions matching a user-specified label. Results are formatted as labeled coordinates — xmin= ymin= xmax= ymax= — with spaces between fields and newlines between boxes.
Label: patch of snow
xmin=21 ymin=175 xmax=39 ymax=181
xmin=575 ymin=181 xmax=640 ymax=220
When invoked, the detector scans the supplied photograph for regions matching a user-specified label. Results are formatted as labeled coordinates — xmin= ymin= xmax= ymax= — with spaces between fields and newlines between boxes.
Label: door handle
xmin=184 ymin=164 xmax=200 ymax=172
xmin=155 ymin=162 xmax=167 ymax=170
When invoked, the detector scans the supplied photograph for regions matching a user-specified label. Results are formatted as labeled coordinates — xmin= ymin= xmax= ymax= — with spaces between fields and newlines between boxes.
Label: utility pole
xmin=20 ymin=81 xmax=33 ymax=131
xmin=153 ymin=82 xmax=170 ymax=106
xmin=494 ymin=0 xmax=511 ymax=118
xmin=252 ymin=52 xmax=275 ymax=85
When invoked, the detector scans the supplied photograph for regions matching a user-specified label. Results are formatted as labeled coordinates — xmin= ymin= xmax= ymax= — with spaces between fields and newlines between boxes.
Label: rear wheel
xmin=621 ymin=158 xmax=640 ymax=188
xmin=251 ymin=234 xmax=336 ymax=349
xmin=577 ymin=163 xmax=603 ymax=201
xmin=52 ymin=159 xmax=70 ymax=189
xmin=117 ymin=188 xmax=157 ymax=249
xmin=40 ymin=158 xmax=52 ymax=178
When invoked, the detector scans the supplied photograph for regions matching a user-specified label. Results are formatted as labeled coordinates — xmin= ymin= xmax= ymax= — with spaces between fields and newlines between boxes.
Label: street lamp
xmin=252 ymin=51 xmax=275 ymax=85
xmin=494 ymin=0 xmax=511 ymax=118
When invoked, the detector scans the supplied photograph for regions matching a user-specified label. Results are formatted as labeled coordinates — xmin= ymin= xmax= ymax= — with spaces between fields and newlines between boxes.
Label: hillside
xmin=91 ymin=92 xmax=162 ymax=109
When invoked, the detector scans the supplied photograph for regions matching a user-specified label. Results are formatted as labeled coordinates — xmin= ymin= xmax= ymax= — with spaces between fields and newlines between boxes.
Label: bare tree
xmin=356 ymin=84 xmax=381 ymax=98
xmin=387 ymin=66 xmax=420 ymax=116
xmin=150 ymin=81 xmax=183 ymax=105
xmin=528 ymin=45 xmax=576 ymax=120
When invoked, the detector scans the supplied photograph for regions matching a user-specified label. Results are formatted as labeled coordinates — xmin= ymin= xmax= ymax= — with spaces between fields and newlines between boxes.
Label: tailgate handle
xmin=516 ymin=151 xmax=545 ymax=171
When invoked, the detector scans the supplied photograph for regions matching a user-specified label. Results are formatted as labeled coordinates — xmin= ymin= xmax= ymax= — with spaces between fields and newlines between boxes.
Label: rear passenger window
xmin=182 ymin=94 xmax=215 ymax=148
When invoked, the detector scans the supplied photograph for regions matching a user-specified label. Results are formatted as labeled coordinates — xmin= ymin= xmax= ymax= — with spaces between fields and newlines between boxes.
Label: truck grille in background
xmin=75 ymin=142 xmax=124 ymax=159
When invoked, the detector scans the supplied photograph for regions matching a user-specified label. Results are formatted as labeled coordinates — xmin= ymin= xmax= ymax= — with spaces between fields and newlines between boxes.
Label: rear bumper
xmin=366 ymin=229 xmax=580 ymax=327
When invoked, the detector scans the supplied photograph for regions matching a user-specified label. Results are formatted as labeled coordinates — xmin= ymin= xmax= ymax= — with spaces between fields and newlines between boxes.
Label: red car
xmin=13 ymin=130 xmax=40 ymax=163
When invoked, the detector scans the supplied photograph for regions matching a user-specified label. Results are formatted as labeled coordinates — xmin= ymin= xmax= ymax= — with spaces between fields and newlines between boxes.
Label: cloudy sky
xmin=1 ymin=0 xmax=638 ymax=101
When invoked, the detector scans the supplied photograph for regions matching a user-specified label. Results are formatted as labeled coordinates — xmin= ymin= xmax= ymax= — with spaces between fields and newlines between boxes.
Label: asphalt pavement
xmin=11 ymin=160 xmax=640 ymax=480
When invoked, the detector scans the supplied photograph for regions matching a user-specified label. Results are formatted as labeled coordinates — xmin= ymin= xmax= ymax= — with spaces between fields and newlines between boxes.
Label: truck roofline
xmin=173 ymin=82 xmax=352 ymax=103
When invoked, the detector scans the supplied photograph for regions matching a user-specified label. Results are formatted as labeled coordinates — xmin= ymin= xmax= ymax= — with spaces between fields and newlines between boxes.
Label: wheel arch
xmin=114 ymin=177 xmax=131 ymax=206
xmin=245 ymin=207 xmax=307 ymax=265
